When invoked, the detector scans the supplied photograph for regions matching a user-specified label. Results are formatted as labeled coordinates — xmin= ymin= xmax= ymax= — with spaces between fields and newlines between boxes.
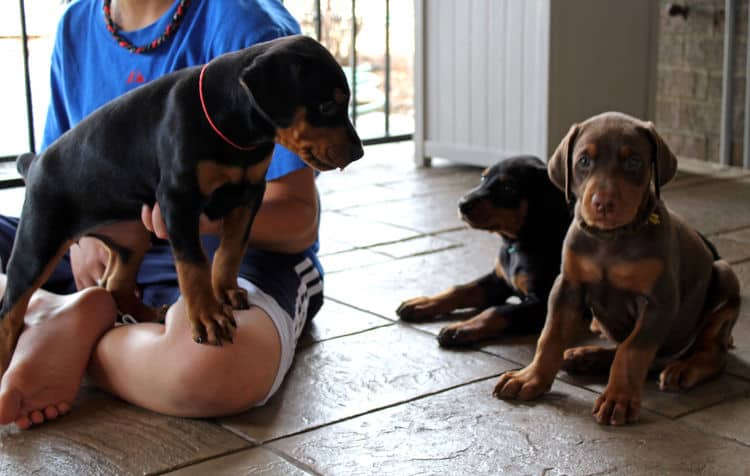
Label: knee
xmin=165 ymin=346 xmax=272 ymax=416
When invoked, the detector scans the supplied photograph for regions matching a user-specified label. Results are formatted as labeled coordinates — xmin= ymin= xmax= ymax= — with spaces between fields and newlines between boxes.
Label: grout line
xmin=257 ymin=374 xmax=504 ymax=446
xmin=261 ymin=446 xmax=324 ymax=475
xmin=707 ymin=224 xmax=750 ymax=237
xmin=296 ymin=321 xmax=396 ymax=350
xmin=149 ymin=444 xmax=257 ymax=476
xmin=325 ymin=295 xmax=399 ymax=321
xmin=671 ymin=394 xmax=750 ymax=449
xmin=665 ymin=173 xmax=750 ymax=191
xmin=319 ymin=226 xmax=469 ymax=259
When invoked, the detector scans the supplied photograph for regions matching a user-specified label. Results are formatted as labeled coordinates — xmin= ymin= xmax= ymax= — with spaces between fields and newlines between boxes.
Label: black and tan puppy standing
xmin=494 ymin=112 xmax=741 ymax=426
xmin=397 ymin=156 xmax=571 ymax=346
xmin=0 ymin=35 xmax=363 ymax=376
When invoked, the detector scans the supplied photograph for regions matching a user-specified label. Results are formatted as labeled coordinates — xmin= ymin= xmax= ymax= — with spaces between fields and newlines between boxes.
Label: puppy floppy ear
xmin=240 ymin=52 xmax=301 ymax=128
xmin=637 ymin=121 xmax=678 ymax=200
xmin=548 ymin=124 xmax=580 ymax=203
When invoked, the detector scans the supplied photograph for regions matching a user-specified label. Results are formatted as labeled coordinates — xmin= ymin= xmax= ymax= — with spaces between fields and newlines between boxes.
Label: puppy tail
xmin=15 ymin=152 xmax=35 ymax=179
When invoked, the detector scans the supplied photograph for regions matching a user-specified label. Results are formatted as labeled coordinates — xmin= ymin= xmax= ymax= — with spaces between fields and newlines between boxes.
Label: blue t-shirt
xmin=43 ymin=0 xmax=303 ymax=181
xmin=41 ymin=0 xmax=322 ymax=296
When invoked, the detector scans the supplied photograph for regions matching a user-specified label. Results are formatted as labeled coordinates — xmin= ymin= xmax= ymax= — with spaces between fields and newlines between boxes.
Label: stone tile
xmin=320 ymin=184 xmax=414 ymax=212
xmin=319 ymin=248 xmax=393 ymax=273
xmin=298 ymin=299 xmax=392 ymax=347
xmin=219 ymin=325 xmax=512 ymax=443
xmin=339 ymin=190 xmax=466 ymax=234
xmin=666 ymin=158 xmax=750 ymax=189
xmin=569 ymin=372 xmax=750 ymax=419
xmin=710 ymin=228 xmax=750 ymax=264
xmin=318 ymin=211 xmax=419 ymax=249
xmin=733 ymin=258 xmax=750 ymax=293
xmin=680 ymin=394 xmax=750 ymax=447
xmin=270 ymin=378 xmax=748 ymax=475
xmin=377 ymin=167 xmax=480 ymax=197
xmin=438 ymin=227 xmax=501 ymax=252
xmin=0 ymin=388 xmax=248 ymax=476
xmin=315 ymin=142 xmax=419 ymax=194
xmin=164 ymin=447 xmax=309 ymax=476
xmin=325 ymin=229 xmax=500 ymax=320
xmin=662 ymin=178 xmax=750 ymax=235
xmin=368 ymin=234 xmax=461 ymax=259
xmin=478 ymin=333 xmax=542 ymax=367
xmin=727 ymin=263 xmax=750 ymax=379
xmin=317 ymin=236 xmax=355 ymax=256
xmin=0 ymin=187 xmax=24 ymax=217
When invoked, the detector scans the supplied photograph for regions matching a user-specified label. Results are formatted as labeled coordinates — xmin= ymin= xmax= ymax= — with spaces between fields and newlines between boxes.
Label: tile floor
xmin=0 ymin=141 xmax=749 ymax=475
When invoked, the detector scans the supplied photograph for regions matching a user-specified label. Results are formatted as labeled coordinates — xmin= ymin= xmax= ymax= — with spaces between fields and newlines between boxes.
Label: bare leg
xmin=0 ymin=274 xmax=117 ymax=429
xmin=89 ymin=295 xmax=281 ymax=417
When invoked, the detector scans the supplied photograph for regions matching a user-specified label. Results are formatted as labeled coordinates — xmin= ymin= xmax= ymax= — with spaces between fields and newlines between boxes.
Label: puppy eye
xmin=319 ymin=100 xmax=338 ymax=117
xmin=623 ymin=155 xmax=642 ymax=172
xmin=577 ymin=154 xmax=592 ymax=168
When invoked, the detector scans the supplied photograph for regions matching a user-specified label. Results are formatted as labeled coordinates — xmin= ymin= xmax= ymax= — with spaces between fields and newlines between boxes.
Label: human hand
xmin=70 ymin=237 xmax=110 ymax=290
xmin=141 ymin=203 xmax=223 ymax=239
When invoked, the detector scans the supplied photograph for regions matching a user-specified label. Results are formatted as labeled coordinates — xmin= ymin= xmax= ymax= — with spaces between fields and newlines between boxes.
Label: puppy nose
xmin=458 ymin=198 xmax=476 ymax=215
xmin=592 ymin=192 xmax=615 ymax=215
xmin=326 ymin=143 xmax=363 ymax=168
xmin=351 ymin=142 xmax=364 ymax=162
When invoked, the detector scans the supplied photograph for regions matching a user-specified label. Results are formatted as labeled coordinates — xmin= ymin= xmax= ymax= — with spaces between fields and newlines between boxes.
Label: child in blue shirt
xmin=0 ymin=0 xmax=324 ymax=428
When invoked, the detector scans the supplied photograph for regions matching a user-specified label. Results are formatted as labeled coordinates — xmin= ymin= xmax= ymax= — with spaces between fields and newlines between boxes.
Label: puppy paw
xmin=493 ymin=366 xmax=552 ymax=401
xmin=658 ymin=359 xmax=720 ymax=392
xmin=437 ymin=323 xmax=479 ymax=347
xmin=189 ymin=302 xmax=237 ymax=346
xmin=592 ymin=386 xmax=641 ymax=426
xmin=221 ymin=287 xmax=250 ymax=310
xmin=396 ymin=296 xmax=452 ymax=322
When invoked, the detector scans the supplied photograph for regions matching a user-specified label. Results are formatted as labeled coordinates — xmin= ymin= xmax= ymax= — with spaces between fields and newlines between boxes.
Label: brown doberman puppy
xmin=494 ymin=112 xmax=741 ymax=426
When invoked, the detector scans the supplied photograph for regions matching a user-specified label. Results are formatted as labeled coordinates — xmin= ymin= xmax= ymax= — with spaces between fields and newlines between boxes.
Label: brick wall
xmin=656 ymin=0 xmax=748 ymax=165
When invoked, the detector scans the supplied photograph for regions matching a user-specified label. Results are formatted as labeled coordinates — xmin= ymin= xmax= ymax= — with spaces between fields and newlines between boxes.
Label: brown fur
xmin=495 ymin=112 xmax=741 ymax=426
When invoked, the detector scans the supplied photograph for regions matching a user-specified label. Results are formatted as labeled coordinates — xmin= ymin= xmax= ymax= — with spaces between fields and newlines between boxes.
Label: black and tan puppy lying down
xmin=397 ymin=156 xmax=571 ymax=346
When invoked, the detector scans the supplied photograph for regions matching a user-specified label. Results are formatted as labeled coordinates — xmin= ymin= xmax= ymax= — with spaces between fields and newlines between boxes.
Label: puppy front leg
xmin=494 ymin=275 xmax=584 ymax=400
xmin=437 ymin=291 xmax=546 ymax=347
xmin=593 ymin=296 xmax=659 ymax=426
xmin=396 ymin=273 xmax=513 ymax=322
xmin=211 ymin=186 xmax=264 ymax=311
xmin=160 ymin=190 xmax=235 ymax=345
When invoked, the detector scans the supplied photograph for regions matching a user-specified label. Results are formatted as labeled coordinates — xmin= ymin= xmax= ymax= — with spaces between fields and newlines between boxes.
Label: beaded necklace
xmin=103 ymin=0 xmax=190 ymax=54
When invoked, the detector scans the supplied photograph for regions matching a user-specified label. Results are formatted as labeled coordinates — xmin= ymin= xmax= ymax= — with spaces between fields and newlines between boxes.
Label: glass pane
xmin=284 ymin=0 xmax=414 ymax=141
xmin=0 ymin=0 xmax=62 ymax=158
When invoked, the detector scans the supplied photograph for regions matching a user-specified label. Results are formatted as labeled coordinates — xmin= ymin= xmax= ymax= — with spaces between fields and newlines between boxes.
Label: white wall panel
xmin=416 ymin=0 xmax=658 ymax=167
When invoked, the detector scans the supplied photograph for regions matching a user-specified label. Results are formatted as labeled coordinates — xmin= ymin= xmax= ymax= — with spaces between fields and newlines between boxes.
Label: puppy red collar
xmin=199 ymin=63 xmax=257 ymax=151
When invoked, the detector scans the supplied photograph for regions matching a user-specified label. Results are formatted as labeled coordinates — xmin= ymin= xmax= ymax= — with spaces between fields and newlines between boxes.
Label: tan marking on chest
xmin=563 ymin=249 xmax=603 ymax=284
xmin=494 ymin=258 xmax=508 ymax=282
xmin=244 ymin=156 xmax=272 ymax=183
xmin=512 ymin=273 xmax=530 ymax=296
xmin=607 ymin=259 xmax=663 ymax=294
xmin=197 ymin=157 xmax=271 ymax=196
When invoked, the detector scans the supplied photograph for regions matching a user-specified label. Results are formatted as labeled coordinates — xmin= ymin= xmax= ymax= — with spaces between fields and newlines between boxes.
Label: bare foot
xmin=0 ymin=278 xmax=116 ymax=429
